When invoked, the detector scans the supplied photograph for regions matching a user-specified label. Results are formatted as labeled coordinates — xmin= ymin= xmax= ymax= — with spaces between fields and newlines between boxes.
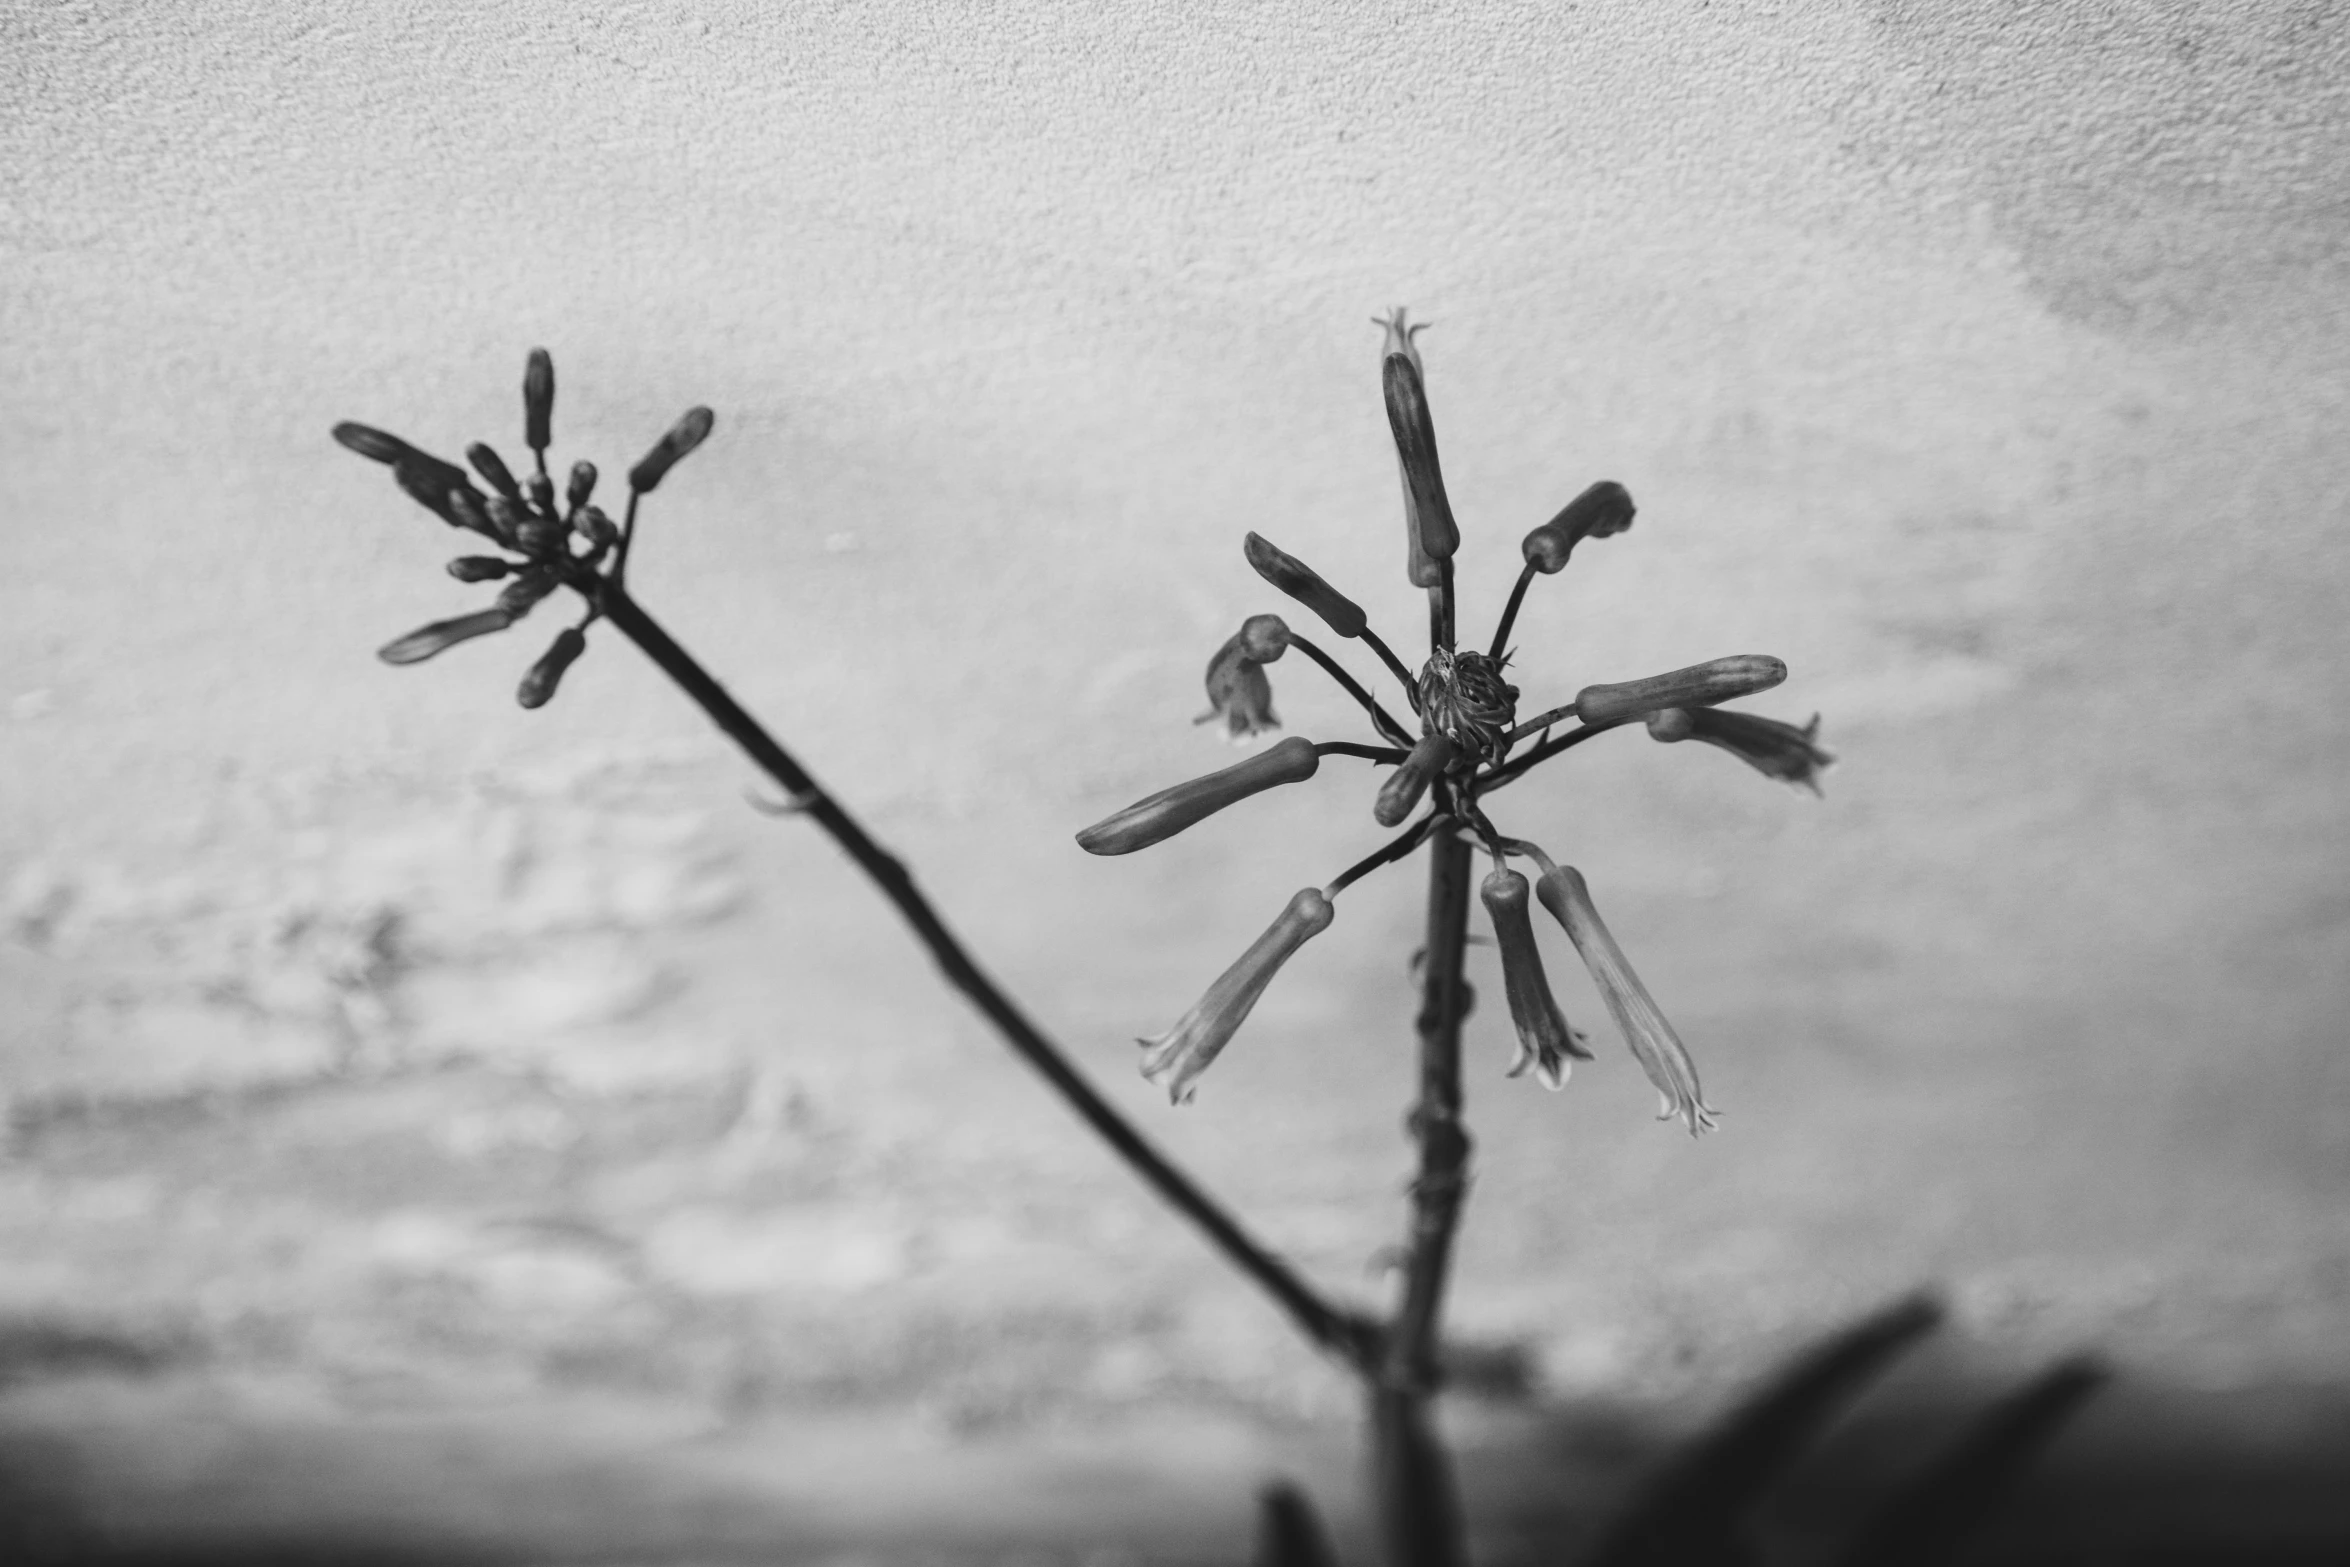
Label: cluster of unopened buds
xmin=1077 ymin=311 xmax=1834 ymax=1129
xmin=329 ymin=349 xmax=715 ymax=707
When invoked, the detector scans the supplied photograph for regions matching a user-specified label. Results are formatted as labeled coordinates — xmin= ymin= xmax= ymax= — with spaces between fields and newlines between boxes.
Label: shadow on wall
xmin=4 ymin=1294 xmax=2349 ymax=1566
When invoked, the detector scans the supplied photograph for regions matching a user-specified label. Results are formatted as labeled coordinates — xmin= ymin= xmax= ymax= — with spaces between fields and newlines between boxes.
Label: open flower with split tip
xmin=334 ymin=349 xmax=719 ymax=712
xmin=1518 ymin=844 xmax=1719 ymax=1135
xmin=1198 ymin=614 xmax=1292 ymax=740
xmin=1079 ymin=309 xmax=1827 ymax=1123
xmin=1140 ymin=887 xmax=1336 ymax=1104
xmin=1646 ymin=706 xmax=1834 ymax=794
xmin=1480 ymin=865 xmax=1592 ymax=1089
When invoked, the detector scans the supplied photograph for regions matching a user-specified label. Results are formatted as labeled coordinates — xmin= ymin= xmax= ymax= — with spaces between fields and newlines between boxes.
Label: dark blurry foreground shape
xmin=1255 ymin=1479 xmax=1343 ymax=1567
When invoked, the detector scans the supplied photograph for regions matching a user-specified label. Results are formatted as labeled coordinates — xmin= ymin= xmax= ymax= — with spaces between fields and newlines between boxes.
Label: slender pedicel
xmin=1288 ymin=634 xmax=1414 ymax=747
xmin=1647 ymin=706 xmax=1834 ymax=794
xmin=1077 ymin=735 xmax=1321 ymax=855
xmin=1324 ymin=814 xmax=1447 ymax=898
xmin=1565 ymin=655 xmax=1787 ymax=728
xmin=1139 ymin=887 xmax=1336 ymax=1104
xmin=1374 ymin=732 xmax=1459 ymax=827
xmin=1488 ymin=561 xmax=1538 ymax=662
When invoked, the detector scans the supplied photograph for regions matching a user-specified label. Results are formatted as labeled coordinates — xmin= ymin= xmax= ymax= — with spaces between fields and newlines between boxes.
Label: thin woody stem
xmin=1488 ymin=561 xmax=1537 ymax=660
xmin=591 ymin=578 xmax=1380 ymax=1372
xmin=1359 ymin=626 xmax=1424 ymax=709
xmin=1475 ymin=715 xmax=1631 ymax=794
xmin=1373 ymin=819 xmax=1473 ymax=1565
xmin=1291 ymin=634 xmax=1415 ymax=747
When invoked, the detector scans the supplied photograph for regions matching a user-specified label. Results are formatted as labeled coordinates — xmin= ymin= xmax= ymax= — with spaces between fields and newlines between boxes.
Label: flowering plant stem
xmin=1375 ymin=820 xmax=1475 ymax=1563
xmin=592 ymin=579 xmax=1382 ymax=1370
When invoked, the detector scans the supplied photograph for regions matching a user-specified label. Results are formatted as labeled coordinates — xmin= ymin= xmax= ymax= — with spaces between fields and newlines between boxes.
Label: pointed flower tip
xmin=628 ymin=406 xmax=716 ymax=494
xmin=1576 ymin=655 xmax=1787 ymax=726
xmin=377 ymin=607 xmax=514 ymax=666
xmin=1374 ymin=306 xmax=1427 ymax=372
xmin=1522 ymin=850 xmax=1719 ymax=1137
xmin=1523 ymin=481 xmax=1636 ymax=573
xmin=524 ymin=349 xmax=555 ymax=451
xmin=1647 ymin=706 xmax=1834 ymax=794
xmin=1076 ymin=735 xmax=1319 ymax=855
xmin=1243 ymin=533 xmax=1367 ymax=639
xmin=1137 ymin=887 xmax=1334 ymax=1104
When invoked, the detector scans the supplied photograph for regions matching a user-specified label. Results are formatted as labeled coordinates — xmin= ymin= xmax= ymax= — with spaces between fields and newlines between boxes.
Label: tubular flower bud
xmin=566 ymin=461 xmax=598 ymax=513
xmin=445 ymin=486 xmax=496 ymax=537
xmin=394 ymin=456 xmax=481 ymax=528
xmin=1198 ymin=616 xmax=1290 ymax=740
xmin=1646 ymin=706 xmax=1834 ymax=795
xmin=332 ymin=423 xmax=416 ymax=465
xmin=524 ymin=348 xmax=555 ymax=452
xmin=1077 ymin=736 xmax=1320 ymax=856
xmin=1522 ymin=481 xmax=1636 ymax=573
xmin=1373 ymin=731 xmax=1458 ymax=827
xmin=466 ymin=442 xmax=524 ymax=503
xmin=1523 ymin=848 xmax=1718 ymax=1135
xmin=527 ymin=471 xmax=556 ymax=519
xmin=495 ymin=567 xmax=560 ymax=617
xmin=577 ymin=505 xmax=619 ymax=548
xmin=446 ymin=555 xmax=513 ymax=583
xmin=629 ymin=406 xmax=716 ymax=494
xmin=1243 ymin=533 xmax=1367 ymax=639
xmin=1575 ymin=655 xmax=1787 ymax=726
xmin=517 ymin=627 xmax=588 ymax=710
xmin=1383 ymin=352 xmax=1460 ymax=575
xmin=377 ymin=608 xmax=514 ymax=665
xmin=1138 ymin=887 xmax=1335 ymax=1104
xmin=1480 ymin=867 xmax=1593 ymax=1090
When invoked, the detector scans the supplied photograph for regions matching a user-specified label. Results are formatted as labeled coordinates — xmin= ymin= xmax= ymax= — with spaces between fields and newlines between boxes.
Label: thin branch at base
xmin=593 ymin=579 xmax=1379 ymax=1373
xmin=1291 ymin=634 xmax=1415 ymax=747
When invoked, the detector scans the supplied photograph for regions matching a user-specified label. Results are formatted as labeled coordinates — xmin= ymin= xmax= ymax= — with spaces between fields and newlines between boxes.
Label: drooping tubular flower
xmin=1073 ymin=309 xmax=1825 ymax=1121
xmin=1646 ymin=706 xmax=1835 ymax=794
xmin=1198 ymin=613 xmax=1293 ymax=740
xmin=1139 ymin=888 xmax=1336 ymax=1104
xmin=1479 ymin=866 xmax=1593 ymax=1089
xmin=1519 ymin=844 xmax=1719 ymax=1135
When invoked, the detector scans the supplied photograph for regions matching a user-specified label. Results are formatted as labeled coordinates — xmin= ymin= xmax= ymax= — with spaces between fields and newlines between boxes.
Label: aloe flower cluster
xmin=331 ymin=349 xmax=715 ymax=706
xmin=1077 ymin=310 xmax=1834 ymax=1130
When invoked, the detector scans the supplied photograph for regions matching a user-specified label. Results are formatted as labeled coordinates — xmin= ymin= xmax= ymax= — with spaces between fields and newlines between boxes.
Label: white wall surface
xmin=4 ymin=0 xmax=2348 ymax=1416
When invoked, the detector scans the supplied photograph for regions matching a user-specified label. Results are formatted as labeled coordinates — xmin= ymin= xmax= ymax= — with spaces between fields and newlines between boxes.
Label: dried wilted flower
xmin=1139 ymin=887 xmax=1335 ymax=1104
xmin=629 ymin=406 xmax=716 ymax=494
xmin=377 ymin=608 xmax=514 ymax=666
xmin=1522 ymin=846 xmax=1718 ymax=1135
xmin=1521 ymin=481 xmax=1635 ymax=573
xmin=1480 ymin=866 xmax=1593 ymax=1089
xmin=1199 ymin=614 xmax=1292 ymax=740
xmin=1421 ymin=648 xmax=1519 ymax=762
xmin=1245 ymin=533 xmax=1368 ymax=639
xmin=1646 ymin=706 xmax=1834 ymax=794
xmin=1575 ymin=655 xmax=1786 ymax=726
xmin=517 ymin=627 xmax=587 ymax=710
xmin=1078 ymin=736 xmax=1321 ymax=855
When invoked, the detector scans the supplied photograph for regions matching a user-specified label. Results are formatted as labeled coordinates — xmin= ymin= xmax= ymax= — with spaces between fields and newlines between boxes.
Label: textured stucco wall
xmin=4 ymin=0 xmax=2349 ymax=1444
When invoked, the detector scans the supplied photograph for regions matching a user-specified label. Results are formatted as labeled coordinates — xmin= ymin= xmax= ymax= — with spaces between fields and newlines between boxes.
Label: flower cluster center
xmin=1419 ymin=648 xmax=1519 ymax=764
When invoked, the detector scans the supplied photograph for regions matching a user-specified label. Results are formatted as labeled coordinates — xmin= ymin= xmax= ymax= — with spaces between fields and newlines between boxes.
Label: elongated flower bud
xmin=577 ymin=505 xmax=619 ymax=548
xmin=1077 ymin=736 xmax=1320 ymax=856
xmin=1138 ymin=887 xmax=1334 ymax=1104
xmin=629 ymin=406 xmax=716 ymax=493
xmin=496 ymin=567 xmax=559 ymax=617
xmin=466 ymin=442 xmax=524 ymax=503
xmin=1244 ymin=533 xmax=1368 ymax=639
xmin=446 ymin=555 xmax=513 ymax=583
xmin=524 ymin=349 xmax=555 ymax=452
xmin=566 ymin=461 xmax=598 ymax=513
xmin=1647 ymin=706 xmax=1834 ymax=794
xmin=332 ymin=423 xmax=416 ymax=465
xmin=1198 ymin=616 xmax=1290 ymax=739
xmin=528 ymin=471 xmax=556 ymax=519
xmin=394 ymin=456 xmax=480 ymax=528
xmin=377 ymin=608 xmax=514 ymax=665
xmin=444 ymin=486 xmax=495 ymax=537
xmin=1575 ymin=655 xmax=1787 ymax=726
xmin=1523 ymin=848 xmax=1718 ymax=1135
xmin=1383 ymin=353 xmax=1459 ymax=574
xmin=1480 ymin=867 xmax=1593 ymax=1089
xmin=1373 ymin=731 xmax=1458 ymax=827
xmin=517 ymin=627 xmax=587 ymax=710
xmin=1522 ymin=481 xmax=1635 ymax=573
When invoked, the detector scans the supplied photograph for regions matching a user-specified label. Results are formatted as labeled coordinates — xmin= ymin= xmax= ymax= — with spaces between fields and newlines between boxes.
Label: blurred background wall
xmin=4 ymin=0 xmax=2347 ymax=1479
